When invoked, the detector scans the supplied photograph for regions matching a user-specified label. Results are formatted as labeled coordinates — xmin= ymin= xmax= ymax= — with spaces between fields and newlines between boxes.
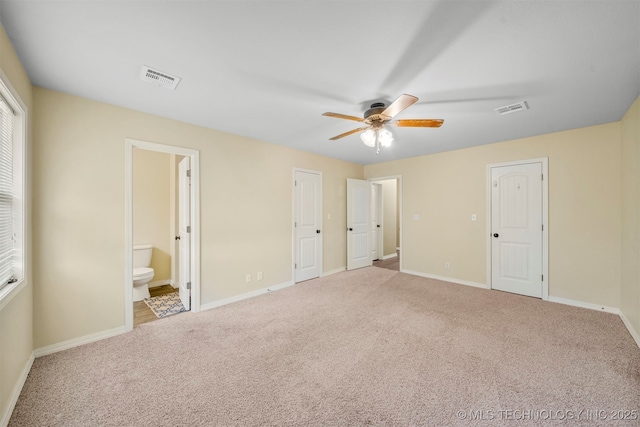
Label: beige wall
xmin=365 ymin=122 xmax=622 ymax=308
xmin=0 ymin=23 xmax=33 ymax=423
xmin=380 ymin=179 xmax=397 ymax=257
xmin=621 ymin=95 xmax=640 ymax=338
xmin=32 ymin=87 xmax=363 ymax=348
xmin=133 ymin=148 xmax=171 ymax=282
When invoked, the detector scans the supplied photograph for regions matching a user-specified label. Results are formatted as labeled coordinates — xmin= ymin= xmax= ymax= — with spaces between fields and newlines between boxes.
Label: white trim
xmin=368 ymin=175 xmax=402 ymax=271
xmin=547 ymin=295 xmax=619 ymax=314
xmin=125 ymin=138 xmax=201 ymax=333
xmin=381 ymin=253 xmax=398 ymax=260
xmin=619 ymin=310 xmax=640 ymax=349
xmin=200 ymin=280 xmax=295 ymax=312
xmin=0 ymin=66 xmax=28 ymax=308
xmin=34 ymin=326 xmax=128 ymax=357
xmin=0 ymin=277 xmax=27 ymax=311
xmin=292 ymin=168 xmax=323 ymax=283
xmin=486 ymin=158 xmax=549 ymax=300
xmin=0 ymin=351 xmax=34 ymax=427
xmin=322 ymin=266 xmax=346 ymax=277
xmin=402 ymin=269 xmax=489 ymax=289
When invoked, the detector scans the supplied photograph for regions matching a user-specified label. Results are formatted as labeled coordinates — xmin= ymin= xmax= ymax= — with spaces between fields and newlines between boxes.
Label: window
xmin=0 ymin=79 xmax=25 ymax=294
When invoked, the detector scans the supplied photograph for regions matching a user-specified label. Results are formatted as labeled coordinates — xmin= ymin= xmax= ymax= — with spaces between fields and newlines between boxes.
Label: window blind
xmin=0 ymin=94 xmax=14 ymax=288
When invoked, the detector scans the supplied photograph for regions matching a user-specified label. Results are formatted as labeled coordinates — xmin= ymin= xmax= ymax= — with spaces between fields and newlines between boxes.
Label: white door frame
xmin=371 ymin=183 xmax=383 ymax=260
xmin=125 ymin=138 xmax=201 ymax=331
xmin=292 ymin=168 xmax=323 ymax=282
xmin=486 ymin=158 xmax=548 ymax=300
xmin=368 ymin=175 xmax=403 ymax=270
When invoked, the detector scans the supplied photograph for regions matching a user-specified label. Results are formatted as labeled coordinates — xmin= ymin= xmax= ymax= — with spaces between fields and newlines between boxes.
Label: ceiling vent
xmin=139 ymin=65 xmax=181 ymax=90
xmin=495 ymin=101 xmax=528 ymax=115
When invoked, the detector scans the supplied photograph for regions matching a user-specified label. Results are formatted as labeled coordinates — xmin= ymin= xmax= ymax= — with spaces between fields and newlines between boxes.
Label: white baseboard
xmin=199 ymin=281 xmax=295 ymax=312
xmin=381 ymin=253 xmax=398 ymax=260
xmin=1 ymin=351 xmax=34 ymax=427
xmin=169 ymin=280 xmax=178 ymax=289
xmin=34 ymin=326 xmax=128 ymax=358
xmin=619 ymin=310 xmax=640 ymax=349
xmin=148 ymin=279 xmax=171 ymax=289
xmin=402 ymin=269 xmax=488 ymax=289
xmin=546 ymin=295 xmax=620 ymax=314
xmin=322 ymin=267 xmax=346 ymax=277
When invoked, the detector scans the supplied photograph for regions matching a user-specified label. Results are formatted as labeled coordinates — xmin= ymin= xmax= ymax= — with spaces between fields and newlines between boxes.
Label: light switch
xmin=327 ymin=213 xmax=331 ymax=220
xmin=471 ymin=214 xmax=477 ymax=221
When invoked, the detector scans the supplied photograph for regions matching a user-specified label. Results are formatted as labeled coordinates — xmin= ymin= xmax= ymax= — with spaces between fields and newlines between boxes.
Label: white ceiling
xmin=1 ymin=1 xmax=638 ymax=165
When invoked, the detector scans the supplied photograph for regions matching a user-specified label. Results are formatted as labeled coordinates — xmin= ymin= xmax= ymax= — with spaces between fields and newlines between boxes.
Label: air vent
xmin=139 ymin=65 xmax=181 ymax=90
xmin=495 ymin=101 xmax=528 ymax=115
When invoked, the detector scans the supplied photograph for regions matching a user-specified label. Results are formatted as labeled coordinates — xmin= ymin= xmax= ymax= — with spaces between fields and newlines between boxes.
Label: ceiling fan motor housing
xmin=364 ymin=102 xmax=387 ymax=121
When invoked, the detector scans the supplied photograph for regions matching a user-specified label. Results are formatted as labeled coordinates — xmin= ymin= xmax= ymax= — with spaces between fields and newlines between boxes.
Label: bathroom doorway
xmin=370 ymin=176 xmax=401 ymax=271
xmin=125 ymin=139 xmax=200 ymax=331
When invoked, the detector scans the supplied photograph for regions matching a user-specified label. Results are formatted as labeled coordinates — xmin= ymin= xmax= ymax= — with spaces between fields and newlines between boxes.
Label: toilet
xmin=132 ymin=245 xmax=154 ymax=301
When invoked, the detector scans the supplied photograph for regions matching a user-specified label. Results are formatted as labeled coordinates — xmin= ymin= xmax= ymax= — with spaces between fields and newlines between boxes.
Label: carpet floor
xmin=373 ymin=254 xmax=399 ymax=271
xmin=10 ymin=267 xmax=640 ymax=426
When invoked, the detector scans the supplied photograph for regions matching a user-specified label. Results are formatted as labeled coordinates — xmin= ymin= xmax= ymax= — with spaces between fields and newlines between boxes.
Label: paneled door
xmin=491 ymin=162 xmax=543 ymax=298
xmin=347 ymin=178 xmax=372 ymax=270
xmin=294 ymin=170 xmax=322 ymax=282
xmin=178 ymin=157 xmax=191 ymax=310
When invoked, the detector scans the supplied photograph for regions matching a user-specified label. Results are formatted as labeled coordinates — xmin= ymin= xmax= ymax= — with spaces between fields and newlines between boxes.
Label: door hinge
xmin=187 ymin=281 xmax=191 ymax=290
xmin=186 ymin=169 xmax=191 ymax=178
xmin=541 ymin=174 xmax=544 ymax=181
xmin=186 ymin=225 xmax=191 ymax=233
xmin=294 ymin=263 xmax=297 ymax=269
xmin=295 ymin=180 xmax=297 ymax=186
xmin=542 ymin=224 xmax=544 ymax=231
xmin=541 ymin=275 xmax=544 ymax=281
xmin=294 ymin=222 xmax=297 ymax=227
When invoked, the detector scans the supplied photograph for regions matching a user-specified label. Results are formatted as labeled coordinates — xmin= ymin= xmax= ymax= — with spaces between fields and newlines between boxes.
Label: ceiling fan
xmin=322 ymin=94 xmax=444 ymax=153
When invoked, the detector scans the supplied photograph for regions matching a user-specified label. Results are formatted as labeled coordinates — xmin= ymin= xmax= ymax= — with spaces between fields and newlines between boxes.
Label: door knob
xmin=316 ymin=229 xmax=321 ymax=234
xmin=493 ymin=233 xmax=499 ymax=238
xmin=377 ymin=225 xmax=381 ymax=228
xmin=348 ymin=228 xmax=353 ymax=231
xmin=175 ymin=235 xmax=181 ymax=240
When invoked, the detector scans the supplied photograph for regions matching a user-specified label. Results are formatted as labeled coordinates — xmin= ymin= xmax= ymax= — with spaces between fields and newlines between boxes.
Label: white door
xmin=294 ymin=171 xmax=322 ymax=282
xmin=491 ymin=162 xmax=543 ymax=298
xmin=178 ymin=157 xmax=191 ymax=310
xmin=347 ymin=178 xmax=372 ymax=270
xmin=371 ymin=183 xmax=383 ymax=260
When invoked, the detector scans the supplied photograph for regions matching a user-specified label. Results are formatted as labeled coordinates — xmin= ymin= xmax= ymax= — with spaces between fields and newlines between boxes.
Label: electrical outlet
xmin=471 ymin=213 xmax=477 ymax=221
xmin=245 ymin=274 xmax=251 ymax=283
xmin=445 ymin=262 xmax=450 ymax=269
xmin=257 ymin=271 xmax=263 ymax=281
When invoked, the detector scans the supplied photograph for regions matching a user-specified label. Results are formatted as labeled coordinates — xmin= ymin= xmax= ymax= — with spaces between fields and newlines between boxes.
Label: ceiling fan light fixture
xmin=360 ymin=128 xmax=376 ymax=147
xmin=378 ymin=128 xmax=393 ymax=147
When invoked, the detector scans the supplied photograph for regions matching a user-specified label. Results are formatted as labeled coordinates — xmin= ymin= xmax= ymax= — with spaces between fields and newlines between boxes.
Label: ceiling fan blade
xmin=381 ymin=94 xmax=419 ymax=118
xmin=322 ymin=112 xmax=364 ymax=122
xmin=329 ymin=127 xmax=368 ymax=140
xmin=392 ymin=119 xmax=444 ymax=128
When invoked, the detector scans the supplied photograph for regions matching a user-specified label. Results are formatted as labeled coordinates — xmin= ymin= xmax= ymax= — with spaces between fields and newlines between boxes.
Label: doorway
xmin=371 ymin=177 xmax=400 ymax=271
xmin=346 ymin=176 xmax=402 ymax=271
xmin=125 ymin=139 xmax=201 ymax=331
xmin=487 ymin=158 xmax=548 ymax=299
